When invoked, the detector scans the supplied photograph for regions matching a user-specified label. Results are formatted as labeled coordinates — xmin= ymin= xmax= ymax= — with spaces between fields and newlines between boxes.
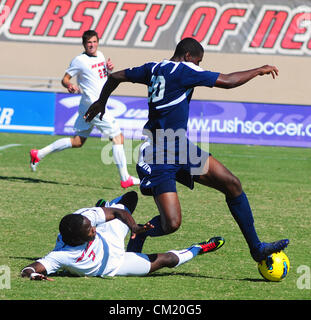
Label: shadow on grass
xmin=9 ymin=256 xmax=41 ymax=261
xmin=0 ymin=175 xmax=114 ymax=189
xmin=147 ymin=271 xmax=265 ymax=282
xmin=0 ymin=175 xmax=64 ymax=185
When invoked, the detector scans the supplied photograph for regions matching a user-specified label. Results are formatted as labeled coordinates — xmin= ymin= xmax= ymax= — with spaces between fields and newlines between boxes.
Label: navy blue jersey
xmin=125 ymin=59 xmax=219 ymax=134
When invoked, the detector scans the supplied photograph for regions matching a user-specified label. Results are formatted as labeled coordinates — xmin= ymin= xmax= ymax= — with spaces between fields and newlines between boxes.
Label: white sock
xmin=168 ymin=246 xmax=201 ymax=268
xmin=38 ymin=138 xmax=72 ymax=159
xmin=112 ymin=144 xmax=129 ymax=181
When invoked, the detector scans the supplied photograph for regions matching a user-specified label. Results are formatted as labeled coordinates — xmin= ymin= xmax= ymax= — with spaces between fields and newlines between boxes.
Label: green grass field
xmin=0 ymin=132 xmax=310 ymax=301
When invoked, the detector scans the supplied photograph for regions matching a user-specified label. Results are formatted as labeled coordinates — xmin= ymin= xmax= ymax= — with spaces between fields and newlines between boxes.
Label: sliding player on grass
xmin=84 ymin=38 xmax=289 ymax=262
xmin=21 ymin=191 xmax=224 ymax=280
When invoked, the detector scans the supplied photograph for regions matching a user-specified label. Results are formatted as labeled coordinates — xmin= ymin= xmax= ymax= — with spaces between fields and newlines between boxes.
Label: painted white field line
xmin=0 ymin=144 xmax=22 ymax=151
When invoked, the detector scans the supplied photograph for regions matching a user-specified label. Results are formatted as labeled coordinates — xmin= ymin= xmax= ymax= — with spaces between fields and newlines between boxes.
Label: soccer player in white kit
xmin=20 ymin=191 xmax=225 ymax=280
xmin=29 ymin=30 xmax=140 ymax=189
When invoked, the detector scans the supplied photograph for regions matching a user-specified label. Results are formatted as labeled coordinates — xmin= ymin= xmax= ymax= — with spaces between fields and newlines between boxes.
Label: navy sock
xmin=126 ymin=215 xmax=165 ymax=252
xmin=226 ymin=191 xmax=261 ymax=251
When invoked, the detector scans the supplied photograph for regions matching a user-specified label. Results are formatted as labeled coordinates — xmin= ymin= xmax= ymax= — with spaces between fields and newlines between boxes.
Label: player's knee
xmin=226 ymin=175 xmax=242 ymax=197
xmin=162 ymin=219 xmax=181 ymax=234
xmin=72 ymin=143 xmax=83 ymax=148
xmin=111 ymin=133 xmax=123 ymax=145
xmin=148 ymin=253 xmax=178 ymax=273
xmin=71 ymin=137 xmax=85 ymax=148
xmin=165 ymin=252 xmax=179 ymax=268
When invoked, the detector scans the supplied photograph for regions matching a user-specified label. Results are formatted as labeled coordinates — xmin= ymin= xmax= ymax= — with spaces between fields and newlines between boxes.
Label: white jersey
xmin=66 ymin=51 xmax=109 ymax=111
xmin=37 ymin=203 xmax=129 ymax=277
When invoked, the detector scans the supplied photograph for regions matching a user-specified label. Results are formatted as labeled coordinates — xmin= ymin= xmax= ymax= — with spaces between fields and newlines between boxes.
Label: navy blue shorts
xmin=136 ymin=140 xmax=211 ymax=197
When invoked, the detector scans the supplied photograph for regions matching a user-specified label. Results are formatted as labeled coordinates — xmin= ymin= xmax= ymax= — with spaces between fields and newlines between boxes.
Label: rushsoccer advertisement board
xmin=54 ymin=93 xmax=311 ymax=148
xmin=1 ymin=89 xmax=310 ymax=148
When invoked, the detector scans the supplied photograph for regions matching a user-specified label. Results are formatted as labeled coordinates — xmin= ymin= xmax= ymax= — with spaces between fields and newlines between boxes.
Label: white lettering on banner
xmin=64 ymin=112 xmax=79 ymax=127
xmin=124 ymin=108 xmax=148 ymax=119
xmin=187 ymin=117 xmax=311 ymax=138
xmin=0 ymin=107 xmax=14 ymax=125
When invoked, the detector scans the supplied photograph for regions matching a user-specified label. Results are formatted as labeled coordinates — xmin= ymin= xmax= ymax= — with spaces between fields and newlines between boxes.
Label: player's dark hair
xmin=173 ymin=37 xmax=203 ymax=58
xmin=59 ymin=214 xmax=85 ymax=246
xmin=82 ymin=30 xmax=99 ymax=44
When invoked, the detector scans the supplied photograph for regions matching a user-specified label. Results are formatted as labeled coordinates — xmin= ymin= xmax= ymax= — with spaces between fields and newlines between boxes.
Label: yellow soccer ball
xmin=258 ymin=251 xmax=290 ymax=282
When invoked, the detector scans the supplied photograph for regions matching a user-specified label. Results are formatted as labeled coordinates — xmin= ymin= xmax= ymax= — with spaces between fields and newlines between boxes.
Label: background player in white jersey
xmin=29 ymin=30 xmax=139 ymax=189
xmin=20 ymin=191 xmax=224 ymax=280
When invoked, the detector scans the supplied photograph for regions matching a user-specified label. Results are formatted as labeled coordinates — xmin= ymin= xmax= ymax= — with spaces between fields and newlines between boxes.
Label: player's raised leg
xmin=196 ymin=155 xmax=289 ymax=262
xmin=127 ymin=191 xmax=181 ymax=253
xmin=29 ymin=136 xmax=82 ymax=171
xmin=95 ymin=113 xmax=140 ymax=188
xmin=111 ymin=133 xmax=140 ymax=188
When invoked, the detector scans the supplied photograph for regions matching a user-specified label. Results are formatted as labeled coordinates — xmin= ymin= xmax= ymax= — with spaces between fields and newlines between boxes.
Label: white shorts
xmin=97 ymin=203 xmax=151 ymax=277
xmin=74 ymin=104 xmax=121 ymax=139
xmin=115 ymin=252 xmax=151 ymax=276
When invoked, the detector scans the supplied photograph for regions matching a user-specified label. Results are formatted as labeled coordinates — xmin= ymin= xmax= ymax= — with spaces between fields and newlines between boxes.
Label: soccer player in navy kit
xmin=84 ymin=38 xmax=289 ymax=262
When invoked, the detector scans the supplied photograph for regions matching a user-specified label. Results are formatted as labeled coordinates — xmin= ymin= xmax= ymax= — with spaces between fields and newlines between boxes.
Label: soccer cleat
xmin=29 ymin=149 xmax=40 ymax=172
xmin=194 ymin=236 xmax=225 ymax=255
xmin=250 ymin=239 xmax=289 ymax=262
xmin=95 ymin=199 xmax=106 ymax=207
xmin=120 ymin=176 xmax=140 ymax=189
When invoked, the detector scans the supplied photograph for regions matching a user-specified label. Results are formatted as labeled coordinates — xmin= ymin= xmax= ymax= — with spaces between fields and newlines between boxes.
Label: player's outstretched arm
xmin=103 ymin=207 xmax=154 ymax=239
xmin=84 ymin=70 xmax=128 ymax=122
xmin=215 ymin=65 xmax=279 ymax=89
xmin=21 ymin=262 xmax=54 ymax=281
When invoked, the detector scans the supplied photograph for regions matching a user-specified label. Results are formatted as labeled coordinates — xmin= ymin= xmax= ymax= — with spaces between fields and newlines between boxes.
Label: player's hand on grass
xmin=30 ymin=273 xmax=54 ymax=281
xmin=130 ymin=222 xmax=154 ymax=239
xmin=84 ymin=100 xmax=106 ymax=122
xmin=258 ymin=65 xmax=279 ymax=79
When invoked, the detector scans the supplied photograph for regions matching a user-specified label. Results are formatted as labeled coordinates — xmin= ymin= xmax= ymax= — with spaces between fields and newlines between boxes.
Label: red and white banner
xmin=0 ymin=0 xmax=311 ymax=56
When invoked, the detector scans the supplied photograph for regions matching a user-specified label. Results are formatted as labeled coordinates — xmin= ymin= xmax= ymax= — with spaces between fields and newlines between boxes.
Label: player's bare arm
xmin=215 ymin=65 xmax=279 ymax=89
xmin=102 ymin=206 xmax=154 ymax=239
xmin=21 ymin=261 xmax=54 ymax=281
xmin=61 ymin=72 xmax=80 ymax=93
xmin=84 ymin=70 xmax=128 ymax=122
xmin=106 ymin=58 xmax=114 ymax=72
